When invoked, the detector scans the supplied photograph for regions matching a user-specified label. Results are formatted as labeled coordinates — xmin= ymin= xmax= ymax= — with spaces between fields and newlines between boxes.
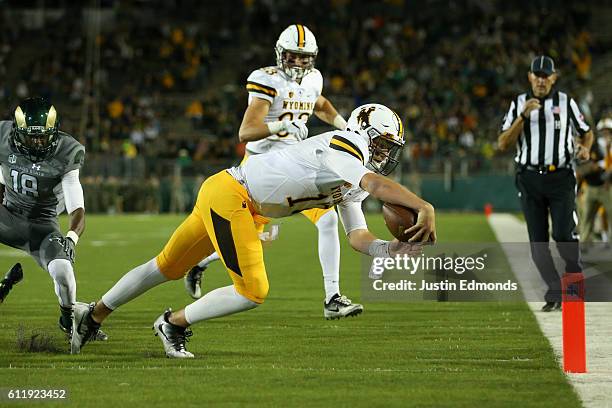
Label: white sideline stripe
xmin=488 ymin=214 xmax=612 ymax=408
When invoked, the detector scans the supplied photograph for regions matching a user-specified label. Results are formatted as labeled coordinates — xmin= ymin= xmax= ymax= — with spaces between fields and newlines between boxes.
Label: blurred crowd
xmin=0 ymin=2 xmax=231 ymax=164
xmin=0 ymin=0 xmax=608 ymax=181
xmin=239 ymin=0 xmax=604 ymax=172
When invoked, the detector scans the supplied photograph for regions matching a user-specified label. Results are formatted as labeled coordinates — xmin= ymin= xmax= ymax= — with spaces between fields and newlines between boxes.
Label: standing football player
xmin=71 ymin=104 xmax=437 ymax=358
xmin=185 ymin=24 xmax=355 ymax=319
xmin=0 ymin=97 xmax=106 ymax=344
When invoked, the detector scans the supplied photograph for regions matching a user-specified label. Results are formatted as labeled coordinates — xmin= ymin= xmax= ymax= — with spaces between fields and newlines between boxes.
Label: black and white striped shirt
xmin=501 ymin=90 xmax=590 ymax=167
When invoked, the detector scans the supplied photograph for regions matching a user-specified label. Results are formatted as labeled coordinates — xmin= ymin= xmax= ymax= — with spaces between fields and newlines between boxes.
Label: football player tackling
xmin=184 ymin=25 xmax=355 ymax=319
xmin=0 ymin=97 xmax=106 ymax=345
xmin=71 ymin=104 xmax=436 ymax=358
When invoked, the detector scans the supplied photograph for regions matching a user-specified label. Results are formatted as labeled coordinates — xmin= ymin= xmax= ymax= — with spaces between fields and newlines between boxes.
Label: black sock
xmin=60 ymin=305 xmax=72 ymax=320
xmin=163 ymin=311 xmax=173 ymax=325
xmin=59 ymin=306 xmax=73 ymax=331
xmin=85 ymin=313 xmax=100 ymax=329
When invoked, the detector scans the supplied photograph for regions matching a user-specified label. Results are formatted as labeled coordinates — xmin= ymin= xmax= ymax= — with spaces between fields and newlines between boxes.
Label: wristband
xmin=332 ymin=115 xmax=347 ymax=130
xmin=368 ymin=239 xmax=390 ymax=258
xmin=267 ymin=121 xmax=286 ymax=135
xmin=66 ymin=230 xmax=79 ymax=245
xmin=520 ymin=112 xmax=529 ymax=121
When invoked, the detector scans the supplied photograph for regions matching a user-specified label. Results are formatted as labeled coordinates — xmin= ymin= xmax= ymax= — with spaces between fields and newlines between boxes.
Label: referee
xmin=498 ymin=55 xmax=593 ymax=311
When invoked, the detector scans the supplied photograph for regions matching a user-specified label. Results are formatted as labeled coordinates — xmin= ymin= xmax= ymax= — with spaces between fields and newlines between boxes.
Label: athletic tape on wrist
xmin=66 ymin=230 xmax=79 ymax=245
xmin=368 ymin=239 xmax=390 ymax=258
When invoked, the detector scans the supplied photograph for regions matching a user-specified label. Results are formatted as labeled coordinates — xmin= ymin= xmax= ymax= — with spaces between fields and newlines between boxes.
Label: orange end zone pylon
xmin=561 ymin=272 xmax=586 ymax=373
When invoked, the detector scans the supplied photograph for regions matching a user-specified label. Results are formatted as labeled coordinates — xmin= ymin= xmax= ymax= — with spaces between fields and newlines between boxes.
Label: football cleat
xmin=93 ymin=328 xmax=108 ymax=341
xmin=541 ymin=302 xmax=562 ymax=312
xmin=324 ymin=294 xmax=364 ymax=320
xmin=58 ymin=305 xmax=73 ymax=336
xmin=184 ymin=265 xmax=205 ymax=299
xmin=153 ymin=309 xmax=194 ymax=359
xmin=58 ymin=305 xmax=108 ymax=342
xmin=70 ymin=302 xmax=102 ymax=354
xmin=0 ymin=263 xmax=24 ymax=304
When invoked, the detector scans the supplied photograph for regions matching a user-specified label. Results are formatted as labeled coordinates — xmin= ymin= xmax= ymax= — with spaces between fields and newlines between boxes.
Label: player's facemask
xmin=368 ymin=131 xmax=404 ymax=176
xmin=277 ymin=50 xmax=316 ymax=82
xmin=13 ymin=127 xmax=59 ymax=162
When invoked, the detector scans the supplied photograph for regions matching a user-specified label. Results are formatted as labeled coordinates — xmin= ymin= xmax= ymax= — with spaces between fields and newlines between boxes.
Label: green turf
xmin=0 ymin=213 xmax=579 ymax=407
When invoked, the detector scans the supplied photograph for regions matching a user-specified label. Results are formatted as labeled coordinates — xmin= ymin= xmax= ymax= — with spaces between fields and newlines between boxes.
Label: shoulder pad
xmin=56 ymin=132 xmax=86 ymax=173
xmin=302 ymin=69 xmax=323 ymax=94
xmin=246 ymin=67 xmax=281 ymax=98
xmin=308 ymin=68 xmax=322 ymax=81
xmin=329 ymin=130 xmax=369 ymax=164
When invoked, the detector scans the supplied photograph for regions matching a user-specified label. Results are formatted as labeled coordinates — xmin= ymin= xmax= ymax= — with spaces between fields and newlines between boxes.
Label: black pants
xmin=516 ymin=169 xmax=582 ymax=302
xmin=0 ymin=205 xmax=68 ymax=271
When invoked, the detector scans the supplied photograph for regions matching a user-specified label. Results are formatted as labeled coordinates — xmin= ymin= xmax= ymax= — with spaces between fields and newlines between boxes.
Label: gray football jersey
xmin=0 ymin=120 xmax=85 ymax=221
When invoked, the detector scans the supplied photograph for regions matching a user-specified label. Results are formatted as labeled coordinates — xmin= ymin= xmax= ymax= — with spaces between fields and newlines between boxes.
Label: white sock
xmin=101 ymin=258 xmax=168 ymax=310
xmin=47 ymin=259 xmax=76 ymax=308
xmin=198 ymin=252 xmax=221 ymax=269
xmin=316 ymin=211 xmax=341 ymax=303
xmin=184 ymin=285 xmax=258 ymax=324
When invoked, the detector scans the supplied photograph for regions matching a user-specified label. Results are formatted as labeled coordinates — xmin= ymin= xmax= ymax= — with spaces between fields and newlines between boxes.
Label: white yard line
xmin=488 ymin=214 xmax=612 ymax=408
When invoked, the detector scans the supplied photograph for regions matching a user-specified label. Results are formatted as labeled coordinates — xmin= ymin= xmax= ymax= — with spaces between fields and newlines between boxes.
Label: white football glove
xmin=258 ymin=224 xmax=280 ymax=242
xmin=282 ymin=119 xmax=309 ymax=140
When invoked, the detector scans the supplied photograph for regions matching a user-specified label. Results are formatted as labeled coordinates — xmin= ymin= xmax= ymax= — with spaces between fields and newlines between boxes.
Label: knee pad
xmin=39 ymin=232 xmax=72 ymax=269
xmin=249 ymin=278 xmax=269 ymax=303
xmin=238 ymin=275 xmax=269 ymax=304
xmin=155 ymin=253 xmax=187 ymax=280
xmin=315 ymin=210 xmax=338 ymax=232
xmin=256 ymin=280 xmax=270 ymax=302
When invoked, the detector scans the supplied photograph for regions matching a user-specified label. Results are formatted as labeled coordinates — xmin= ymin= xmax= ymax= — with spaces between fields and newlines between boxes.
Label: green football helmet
xmin=11 ymin=97 xmax=60 ymax=162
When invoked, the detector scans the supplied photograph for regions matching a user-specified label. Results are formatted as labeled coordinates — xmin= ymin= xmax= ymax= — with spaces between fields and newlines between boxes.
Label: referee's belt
xmin=519 ymin=164 xmax=571 ymax=174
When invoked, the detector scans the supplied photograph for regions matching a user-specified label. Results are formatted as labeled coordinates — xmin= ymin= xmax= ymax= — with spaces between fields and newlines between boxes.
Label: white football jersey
xmin=245 ymin=66 xmax=323 ymax=154
xmin=228 ymin=130 xmax=372 ymax=234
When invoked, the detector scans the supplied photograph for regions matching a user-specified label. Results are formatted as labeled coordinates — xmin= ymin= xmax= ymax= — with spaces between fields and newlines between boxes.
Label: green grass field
xmin=0 ymin=213 xmax=580 ymax=407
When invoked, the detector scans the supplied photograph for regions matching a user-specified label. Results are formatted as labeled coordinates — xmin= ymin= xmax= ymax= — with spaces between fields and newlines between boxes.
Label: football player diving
xmin=71 ymin=104 xmax=436 ymax=358
xmin=183 ymin=24 xmax=356 ymax=319
xmin=0 ymin=97 xmax=106 ymax=345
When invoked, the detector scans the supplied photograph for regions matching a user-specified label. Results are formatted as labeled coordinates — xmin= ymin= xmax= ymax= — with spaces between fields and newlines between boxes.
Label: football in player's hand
xmin=382 ymin=203 xmax=418 ymax=242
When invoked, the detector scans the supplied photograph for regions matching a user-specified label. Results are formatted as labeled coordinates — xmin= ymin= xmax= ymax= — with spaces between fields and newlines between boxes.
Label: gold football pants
xmin=156 ymin=171 xmax=269 ymax=303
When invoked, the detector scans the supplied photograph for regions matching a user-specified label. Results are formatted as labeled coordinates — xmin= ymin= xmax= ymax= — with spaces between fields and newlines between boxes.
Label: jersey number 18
xmin=10 ymin=170 xmax=39 ymax=197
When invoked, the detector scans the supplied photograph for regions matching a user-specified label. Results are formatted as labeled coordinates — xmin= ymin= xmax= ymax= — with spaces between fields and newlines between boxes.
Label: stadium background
xmin=1 ymin=0 xmax=610 ymax=213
